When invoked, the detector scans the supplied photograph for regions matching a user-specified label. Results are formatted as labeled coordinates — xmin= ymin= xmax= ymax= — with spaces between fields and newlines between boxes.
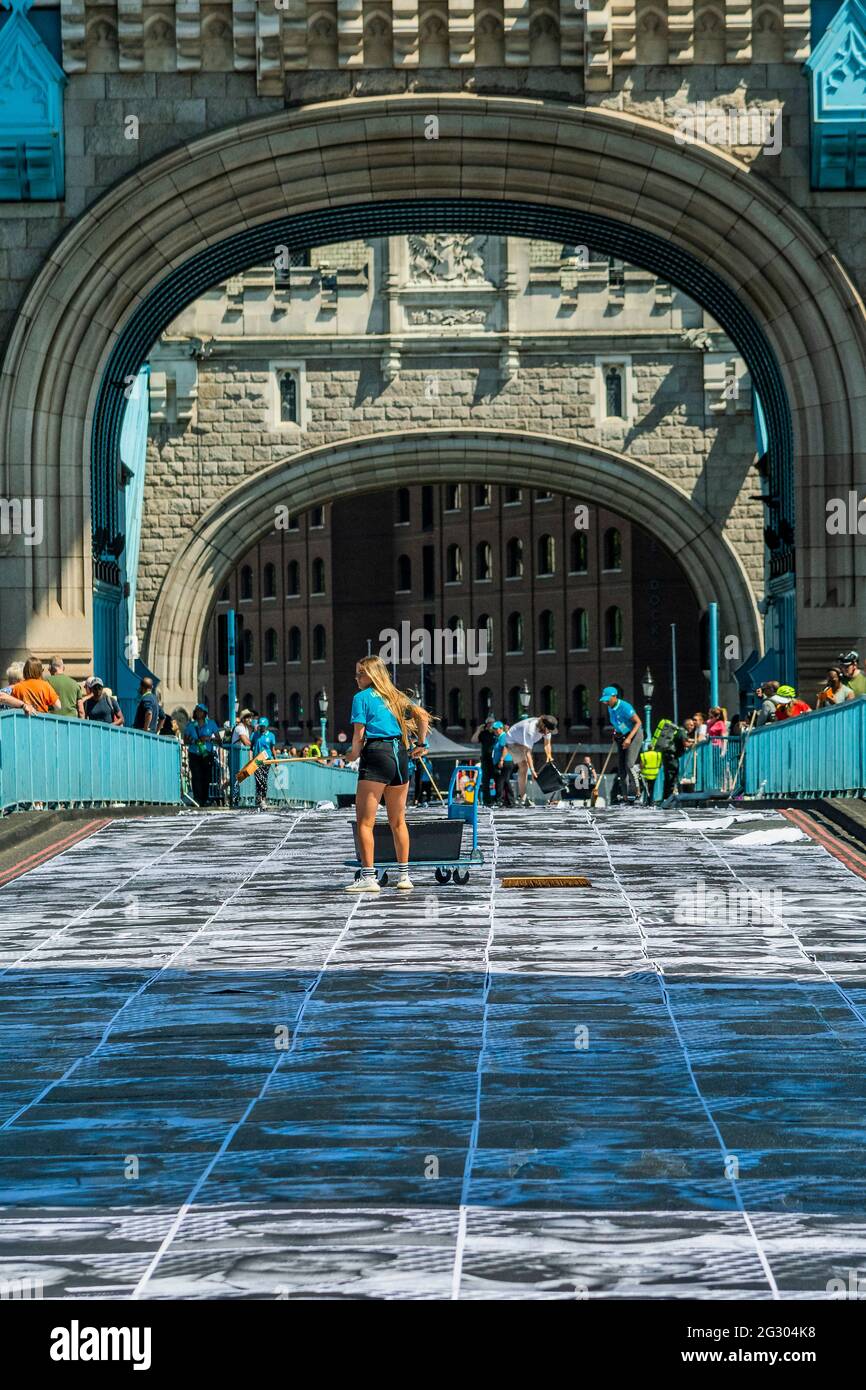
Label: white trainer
xmin=344 ymin=876 xmax=381 ymax=894
xmin=395 ymin=874 xmax=414 ymax=891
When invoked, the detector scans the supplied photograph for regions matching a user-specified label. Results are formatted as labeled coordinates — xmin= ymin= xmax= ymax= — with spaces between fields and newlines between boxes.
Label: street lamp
xmin=642 ymin=666 xmax=654 ymax=739
xmin=519 ymin=680 xmax=531 ymax=715
xmin=317 ymin=687 xmax=329 ymax=755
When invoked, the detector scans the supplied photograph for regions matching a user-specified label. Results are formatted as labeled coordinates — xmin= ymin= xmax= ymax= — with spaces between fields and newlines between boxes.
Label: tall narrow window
xmin=396 ymin=554 xmax=412 ymax=591
xmin=474 ymin=484 xmax=491 ymax=508
xmin=396 ymin=488 xmax=410 ymax=524
xmin=310 ymin=506 xmax=324 ymax=528
xmin=311 ymin=557 xmax=326 ymax=593
xmin=571 ymin=608 xmax=589 ymax=650
xmin=538 ymin=610 xmax=555 ymax=651
xmin=279 ymin=370 xmax=299 ymax=424
xmin=286 ymin=560 xmax=300 ymax=595
xmin=570 ymin=532 xmax=588 ymax=573
xmin=603 ymin=527 xmax=622 ymax=571
xmin=537 ymin=534 xmax=555 ymax=576
xmin=289 ymin=692 xmax=302 ymax=726
xmin=605 ymin=366 xmax=624 ymax=419
xmin=572 ymin=684 xmax=590 ymax=726
xmin=506 ymin=537 xmax=523 ymax=578
xmin=504 ymin=487 xmax=522 ymax=505
xmin=446 ymin=544 xmax=463 ymax=583
xmin=240 ymin=565 xmax=253 ymax=600
xmin=506 ymin=612 xmax=524 ymax=653
xmin=477 ymin=613 xmax=494 ymax=656
xmin=266 ymin=692 xmax=278 ymax=722
xmin=448 ymin=687 xmax=465 ymax=726
xmin=541 ymin=685 xmax=557 ymax=717
xmin=287 ymin=627 xmax=301 ymax=662
xmin=478 ymin=687 xmax=494 ymax=719
xmin=604 ymin=606 xmax=623 ymax=649
xmin=508 ymin=685 xmax=522 ymax=721
xmin=263 ymin=562 xmax=276 ymax=598
xmin=475 ymin=541 xmax=493 ymax=581
xmin=264 ymin=628 xmax=278 ymax=663
xmin=242 ymin=628 xmax=253 ymax=665
xmin=445 ymin=483 xmax=462 ymax=511
xmin=313 ymin=624 xmax=326 ymax=661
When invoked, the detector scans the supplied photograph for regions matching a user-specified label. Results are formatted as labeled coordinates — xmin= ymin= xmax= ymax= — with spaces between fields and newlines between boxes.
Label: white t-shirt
xmin=505 ymin=717 xmax=545 ymax=749
xmin=231 ymin=722 xmax=251 ymax=746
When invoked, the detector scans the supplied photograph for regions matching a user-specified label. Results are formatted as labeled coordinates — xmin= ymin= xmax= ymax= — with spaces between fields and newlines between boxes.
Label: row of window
xmin=232 ymin=556 xmax=327 ymax=602
xmin=220 ymin=685 xmax=598 ymax=730
xmin=406 ymin=530 xmax=622 ymax=587
xmin=396 ymin=484 xmax=555 ymax=520
xmin=241 ymin=625 xmax=328 ymax=666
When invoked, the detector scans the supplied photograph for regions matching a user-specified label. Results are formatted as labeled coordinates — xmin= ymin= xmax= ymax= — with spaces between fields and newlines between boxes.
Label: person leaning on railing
xmin=0 ymin=689 xmax=37 ymax=715
xmin=10 ymin=658 xmax=61 ymax=714
xmin=816 ymin=667 xmax=855 ymax=709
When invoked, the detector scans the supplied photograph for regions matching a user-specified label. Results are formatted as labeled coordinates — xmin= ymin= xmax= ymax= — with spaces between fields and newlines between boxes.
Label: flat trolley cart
xmin=344 ymin=761 xmax=484 ymax=886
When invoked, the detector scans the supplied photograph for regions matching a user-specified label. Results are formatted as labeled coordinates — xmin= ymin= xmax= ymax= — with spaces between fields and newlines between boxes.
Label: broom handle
xmin=732 ymin=712 xmax=757 ymax=790
xmin=590 ymin=739 xmax=616 ymax=805
xmin=417 ymin=755 xmax=447 ymax=805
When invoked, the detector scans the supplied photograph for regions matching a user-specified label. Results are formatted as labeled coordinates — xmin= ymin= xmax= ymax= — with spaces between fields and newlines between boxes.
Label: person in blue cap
xmin=251 ymin=716 xmax=277 ymax=809
xmin=599 ymin=685 xmax=643 ymax=805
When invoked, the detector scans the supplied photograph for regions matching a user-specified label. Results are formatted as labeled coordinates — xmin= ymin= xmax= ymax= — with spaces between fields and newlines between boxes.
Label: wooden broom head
xmin=499 ymin=875 xmax=591 ymax=888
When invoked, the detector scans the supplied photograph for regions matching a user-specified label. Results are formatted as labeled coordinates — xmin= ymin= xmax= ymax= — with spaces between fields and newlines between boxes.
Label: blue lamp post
xmin=317 ymin=687 xmax=329 ymax=756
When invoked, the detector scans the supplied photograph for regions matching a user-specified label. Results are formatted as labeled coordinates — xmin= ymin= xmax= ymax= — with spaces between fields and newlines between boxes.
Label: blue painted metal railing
xmin=744 ymin=698 xmax=866 ymax=799
xmin=678 ymin=738 xmax=744 ymax=796
xmin=0 ymin=711 xmax=181 ymax=812
xmin=238 ymin=758 xmax=358 ymax=806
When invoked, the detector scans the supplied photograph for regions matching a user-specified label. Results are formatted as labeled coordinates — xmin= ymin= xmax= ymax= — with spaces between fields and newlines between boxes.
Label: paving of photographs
xmin=1 ymin=805 xmax=865 ymax=1299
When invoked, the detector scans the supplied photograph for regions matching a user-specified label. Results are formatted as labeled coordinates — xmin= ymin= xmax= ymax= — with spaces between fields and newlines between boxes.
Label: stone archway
xmin=144 ymin=428 xmax=761 ymax=707
xmin=1 ymin=93 xmax=864 ymax=675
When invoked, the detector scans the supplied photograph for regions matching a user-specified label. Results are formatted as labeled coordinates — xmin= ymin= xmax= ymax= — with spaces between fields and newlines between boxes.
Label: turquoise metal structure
xmin=806 ymin=0 xmax=866 ymax=189
xmin=0 ymin=711 xmax=182 ymax=812
xmin=0 ymin=0 xmax=65 ymax=200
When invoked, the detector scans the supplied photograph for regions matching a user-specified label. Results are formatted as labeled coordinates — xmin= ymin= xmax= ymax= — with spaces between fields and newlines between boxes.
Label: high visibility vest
xmin=639 ymin=749 xmax=663 ymax=782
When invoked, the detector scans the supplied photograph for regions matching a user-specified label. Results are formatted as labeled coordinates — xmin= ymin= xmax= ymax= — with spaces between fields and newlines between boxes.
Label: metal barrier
xmin=743 ymin=698 xmax=866 ymax=799
xmin=677 ymin=738 xmax=744 ymax=796
xmin=207 ymin=746 xmax=358 ymax=807
xmin=0 ymin=710 xmax=182 ymax=812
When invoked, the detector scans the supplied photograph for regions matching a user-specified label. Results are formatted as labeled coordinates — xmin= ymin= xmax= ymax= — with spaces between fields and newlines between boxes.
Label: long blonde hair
xmin=357 ymin=655 xmax=426 ymax=748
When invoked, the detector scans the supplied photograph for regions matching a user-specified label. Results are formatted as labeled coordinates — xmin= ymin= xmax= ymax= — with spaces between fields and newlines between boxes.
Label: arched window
xmin=570 ymin=532 xmax=588 ymax=573
xmin=604 ymin=606 xmax=624 ymax=649
xmin=572 ymin=684 xmax=590 ymax=726
xmin=311 ymin=556 xmax=326 ymax=593
xmin=537 ymin=534 xmax=555 ymax=575
xmin=242 ymin=628 xmax=253 ymax=665
xmin=286 ymin=559 xmax=300 ymax=595
xmin=287 ymin=626 xmax=301 ymax=662
xmin=603 ymin=527 xmax=622 ymax=570
xmin=445 ymin=483 xmax=462 ymax=511
xmin=310 ymin=506 xmax=324 ymax=528
xmin=508 ymin=685 xmax=522 ymax=721
xmin=506 ymin=537 xmax=523 ymax=578
xmin=446 ymin=544 xmax=463 ymax=583
xmin=448 ymin=687 xmax=465 ymax=726
xmin=474 ymin=484 xmax=491 ymax=508
xmin=263 ymin=562 xmax=276 ymax=599
xmin=475 ymin=541 xmax=493 ymax=581
xmin=279 ymin=370 xmax=299 ymax=424
xmin=396 ymin=554 xmax=412 ymax=591
xmin=477 ymin=613 xmax=494 ymax=656
xmin=266 ymin=692 xmax=278 ymax=722
xmin=264 ymin=628 xmax=278 ymax=663
xmin=396 ymin=487 xmax=410 ymax=524
xmin=538 ymin=610 xmax=555 ymax=651
xmin=506 ymin=612 xmax=524 ymax=653
xmin=288 ymin=692 xmax=302 ymax=727
xmin=605 ymin=366 xmax=624 ymax=419
xmin=478 ymin=686 xmax=494 ymax=719
xmin=243 ymin=691 xmax=254 ymax=712
xmin=571 ymin=608 xmax=588 ymax=650
xmin=219 ymin=582 xmax=230 ymax=602
xmin=313 ymin=624 xmax=326 ymax=661
xmin=219 ymin=692 xmax=229 ymax=724
xmin=541 ymin=685 xmax=558 ymax=717
xmin=240 ymin=564 xmax=253 ymax=600
xmin=447 ymin=614 xmax=465 ymax=633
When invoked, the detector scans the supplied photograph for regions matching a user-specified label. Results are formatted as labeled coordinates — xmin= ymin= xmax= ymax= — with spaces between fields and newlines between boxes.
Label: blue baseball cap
xmin=492 ymin=721 xmax=504 ymax=730
xmin=599 ymin=686 xmax=619 ymax=701
xmin=258 ymin=717 xmax=269 ymax=729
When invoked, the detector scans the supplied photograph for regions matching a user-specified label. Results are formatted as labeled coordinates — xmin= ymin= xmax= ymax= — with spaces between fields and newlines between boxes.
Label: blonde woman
xmin=346 ymin=655 xmax=430 ymax=894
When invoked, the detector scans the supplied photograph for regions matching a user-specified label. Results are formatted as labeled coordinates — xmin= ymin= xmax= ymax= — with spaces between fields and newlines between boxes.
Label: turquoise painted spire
xmin=805 ymin=0 xmax=866 ymax=188
xmin=0 ymin=0 xmax=66 ymax=200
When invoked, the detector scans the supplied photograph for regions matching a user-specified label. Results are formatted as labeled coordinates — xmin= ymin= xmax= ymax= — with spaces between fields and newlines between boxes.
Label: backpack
xmin=651 ymin=719 xmax=680 ymax=752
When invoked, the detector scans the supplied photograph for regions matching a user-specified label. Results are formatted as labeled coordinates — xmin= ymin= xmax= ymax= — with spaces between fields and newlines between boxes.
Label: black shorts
xmin=358 ymin=737 xmax=410 ymax=787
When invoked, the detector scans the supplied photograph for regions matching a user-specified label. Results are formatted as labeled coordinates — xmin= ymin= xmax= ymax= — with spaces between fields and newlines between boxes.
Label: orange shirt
xmin=11 ymin=678 xmax=61 ymax=713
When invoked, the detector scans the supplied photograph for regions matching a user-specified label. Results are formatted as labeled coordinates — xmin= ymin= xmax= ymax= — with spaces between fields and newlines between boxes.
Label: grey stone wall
xmin=137 ymin=353 xmax=761 ymax=637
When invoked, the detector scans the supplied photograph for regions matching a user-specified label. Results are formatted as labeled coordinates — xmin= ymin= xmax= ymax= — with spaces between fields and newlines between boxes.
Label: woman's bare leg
xmin=355 ymin=780 xmax=385 ymax=867
xmin=383 ymin=782 xmax=410 ymax=864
